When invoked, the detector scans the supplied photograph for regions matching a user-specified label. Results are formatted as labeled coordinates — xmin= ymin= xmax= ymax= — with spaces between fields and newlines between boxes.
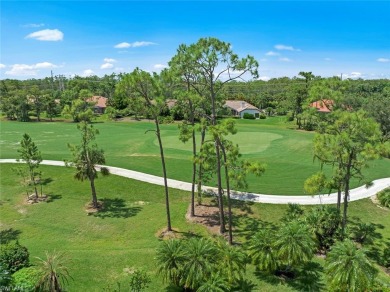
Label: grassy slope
xmin=1 ymin=164 xmax=389 ymax=291
xmin=1 ymin=118 xmax=389 ymax=195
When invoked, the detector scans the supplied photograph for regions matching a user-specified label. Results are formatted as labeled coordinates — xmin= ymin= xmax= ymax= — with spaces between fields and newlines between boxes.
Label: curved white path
xmin=1 ymin=159 xmax=389 ymax=205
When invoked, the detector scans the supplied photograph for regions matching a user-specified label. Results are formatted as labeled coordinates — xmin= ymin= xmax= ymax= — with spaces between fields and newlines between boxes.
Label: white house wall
xmin=240 ymin=109 xmax=260 ymax=118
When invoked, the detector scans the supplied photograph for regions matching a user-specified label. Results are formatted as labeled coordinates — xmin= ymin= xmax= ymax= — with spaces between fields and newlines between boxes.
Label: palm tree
xmin=197 ymin=273 xmax=229 ymax=292
xmin=274 ymin=221 xmax=316 ymax=270
xmin=36 ymin=251 xmax=72 ymax=292
xmin=325 ymin=239 xmax=377 ymax=291
xmin=155 ymin=240 xmax=185 ymax=287
xmin=181 ymin=237 xmax=217 ymax=290
xmin=248 ymin=229 xmax=278 ymax=273
xmin=216 ymin=239 xmax=247 ymax=284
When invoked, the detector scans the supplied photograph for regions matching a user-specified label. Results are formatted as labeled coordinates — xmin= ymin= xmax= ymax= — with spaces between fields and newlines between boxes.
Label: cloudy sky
xmin=1 ymin=1 xmax=389 ymax=80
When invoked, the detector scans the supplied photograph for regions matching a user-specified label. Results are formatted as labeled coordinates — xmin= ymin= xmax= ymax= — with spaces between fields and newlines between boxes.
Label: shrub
xmin=243 ymin=113 xmax=255 ymax=119
xmin=0 ymin=242 xmax=29 ymax=273
xmin=0 ymin=263 xmax=12 ymax=287
xmin=259 ymin=114 xmax=266 ymax=119
xmin=128 ymin=269 xmax=151 ymax=292
xmin=378 ymin=188 xmax=390 ymax=208
xmin=12 ymin=266 xmax=41 ymax=292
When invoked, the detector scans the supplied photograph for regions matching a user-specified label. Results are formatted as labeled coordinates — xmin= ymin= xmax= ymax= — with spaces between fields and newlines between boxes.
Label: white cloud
xmin=279 ymin=57 xmax=292 ymax=62
xmin=101 ymin=63 xmax=114 ymax=69
xmin=114 ymin=42 xmax=131 ymax=49
xmin=5 ymin=64 xmax=37 ymax=76
xmin=34 ymin=62 xmax=57 ymax=69
xmin=258 ymin=76 xmax=270 ymax=81
xmin=343 ymin=72 xmax=363 ymax=79
xmin=114 ymin=41 xmax=157 ymax=48
xmin=5 ymin=62 xmax=58 ymax=76
xmin=265 ymin=51 xmax=279 ymax=56
xmin=377 ymin=58 xmax=389 ymax=63
xmin=104 ymin=58 xmax=116 ymax=63
xmin=82 ymin=69 xmax=95 ymax=77
xmin=25 ymin=29 xmax=63 ymax=41
xmin=22 ymin=23 xmax=45 ymax=28
xmin=154 ymin=64 xmax=167 ymax=69
xmin=0 ymin=64 xmax=6 ymax=69
xmin=275 ymin=44 xmax=300 ymax=51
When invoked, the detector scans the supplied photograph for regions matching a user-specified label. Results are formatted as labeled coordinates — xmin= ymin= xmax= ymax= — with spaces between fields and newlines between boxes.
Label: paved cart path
xmin=1 ymin=159 xmax=389 ymax=205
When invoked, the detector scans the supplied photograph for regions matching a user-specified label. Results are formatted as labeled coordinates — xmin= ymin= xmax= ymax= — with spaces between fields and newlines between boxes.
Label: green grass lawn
xmin=1 ymin=164 xmax=389 ymax=291
xmin=1 ymin=118 xmax=389 ymax=195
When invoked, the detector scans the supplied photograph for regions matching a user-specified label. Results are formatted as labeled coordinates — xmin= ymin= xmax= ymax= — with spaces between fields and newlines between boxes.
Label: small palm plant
xmin=325 ymin=239 xmax=377 ymax=291
xmin=248 ymin=228 xmax=278 ymax=273
xmin=155 ymin=240 xmax=185 ymax=287
xmin=36 ymin=251 xmax=72 ymax=292
xmin=274 ymin=221 xmax=316 ymax=271
xmin=181 ymin=237 xmax=217 ymax=290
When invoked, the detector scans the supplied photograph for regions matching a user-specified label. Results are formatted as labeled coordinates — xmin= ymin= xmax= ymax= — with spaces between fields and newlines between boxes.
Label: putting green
xmin=159 ymin=131 xmax=283 ymax=154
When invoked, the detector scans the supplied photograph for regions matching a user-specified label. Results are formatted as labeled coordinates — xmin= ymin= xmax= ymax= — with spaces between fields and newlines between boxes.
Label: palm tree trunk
xmin=155 ymin=118 xmax=172 ymax=232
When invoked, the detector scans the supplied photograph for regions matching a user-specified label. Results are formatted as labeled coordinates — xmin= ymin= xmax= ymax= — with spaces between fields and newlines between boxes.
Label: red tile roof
xmin=310 ymin=99 xmax=333 ymax=113
xmin=87 ymin=96 xmax=107 ymax=108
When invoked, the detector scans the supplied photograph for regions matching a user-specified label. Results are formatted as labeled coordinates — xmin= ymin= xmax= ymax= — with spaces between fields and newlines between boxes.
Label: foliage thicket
xmin=0 ymin=242 xmax=30 ymax=273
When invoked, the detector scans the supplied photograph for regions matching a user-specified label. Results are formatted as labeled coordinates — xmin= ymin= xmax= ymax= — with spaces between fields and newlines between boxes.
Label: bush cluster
xmin=0 ymin=242 xmax=29 ymax=273
xmin=378 ymin=188 xmax=390 ymax=208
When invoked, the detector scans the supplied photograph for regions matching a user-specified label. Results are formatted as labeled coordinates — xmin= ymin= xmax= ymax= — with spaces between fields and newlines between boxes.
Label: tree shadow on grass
xmin=233 ymin=214 xmax=276 ymax=241
xmin=94 ymin=198 xmax=142 ymax=219
xmin=46 ymin=194 xmax=62 ymax=203
xmin=288 ymin=262 xmax=324 ymax=292
xmin=40 ymin=178 xmax=53 ymax=186
xmin=0 ymin=228 xmax=22 ymax=244
xmin=230 ymin=198 xmax=255 ymax=214
xmin=254 ymin=261 xmax=324 ymax=292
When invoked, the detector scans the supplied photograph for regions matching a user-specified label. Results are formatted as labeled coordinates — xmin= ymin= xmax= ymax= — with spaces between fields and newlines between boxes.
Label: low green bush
xmin=12 ymin=266 xmax=41 ymax=292
xmin=259 ymin=114 xmax=266 ymax=119
xmin=0 ymin=242 xmax=29 ymax=273
xmin=378 ymin=188 xmax=390 ymax=208
xmin=243 ymin=113 xmax=255 ymax=119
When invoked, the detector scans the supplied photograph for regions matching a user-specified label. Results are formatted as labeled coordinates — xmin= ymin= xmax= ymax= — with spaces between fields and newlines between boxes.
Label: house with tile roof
xmin=309 ymin=99 xmax=334 ymax=113
xmin=224 ymin=100 xmax=260 ymax=118
xmin=87 ymin=96 xmax=108 ymax=114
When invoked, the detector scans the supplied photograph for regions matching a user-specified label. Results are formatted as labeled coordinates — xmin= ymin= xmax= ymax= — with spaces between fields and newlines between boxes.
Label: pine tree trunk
xmin=90 ymin=177 xmax=98 ymax=209
xmin=197 ymin=127 xmax=206 ymax=205
xmin=155 ymin=118 xmax=172 ymax=232
xmin=337 ymin=187 xmax=342 ymax=210
xmin=221 ymin=144 xmax=233 ymax=245
xmin=190 ymin=100 xmax=196 ymax=217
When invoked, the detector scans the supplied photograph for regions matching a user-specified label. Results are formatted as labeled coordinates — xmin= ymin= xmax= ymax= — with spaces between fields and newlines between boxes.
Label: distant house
xmin=165 ymin=99 xmax=177 ymax=110
xmin=87 ymin=96 xmax=108 ymax=114
xmin=309 ymin=99 xmax=334 ymax=113
xmin=224 ymin=100 xmax=260 ymax=118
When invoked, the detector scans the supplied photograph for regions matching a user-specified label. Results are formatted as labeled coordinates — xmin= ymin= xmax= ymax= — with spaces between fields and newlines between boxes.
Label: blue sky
xmin=1 ymin=1 xmax=389 ymax=80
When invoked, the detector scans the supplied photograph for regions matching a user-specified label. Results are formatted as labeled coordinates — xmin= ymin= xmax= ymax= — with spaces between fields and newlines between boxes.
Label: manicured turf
xmin=1 ymin=118 xmax=389 ymax=195
xmin=1 ymin=164 xmax=389 ymax=291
